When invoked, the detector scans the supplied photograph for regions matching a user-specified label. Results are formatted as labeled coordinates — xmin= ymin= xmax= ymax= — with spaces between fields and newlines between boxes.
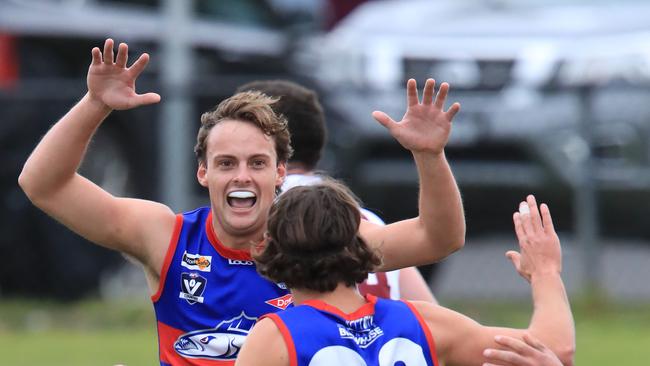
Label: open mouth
xmin=227 ymin=190 xmax=257 ymax=209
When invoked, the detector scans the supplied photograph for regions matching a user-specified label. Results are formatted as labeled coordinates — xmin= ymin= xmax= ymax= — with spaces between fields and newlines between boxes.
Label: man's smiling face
xmin=197 ymin=119 xmax=286 ymax=247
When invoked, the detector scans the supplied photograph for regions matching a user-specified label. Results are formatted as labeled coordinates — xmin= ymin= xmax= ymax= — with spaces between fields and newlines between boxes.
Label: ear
xmin=275 ymin=162 xmax=287 ymax=188
xmin=197 ymin=162 xmax=208 ymax=187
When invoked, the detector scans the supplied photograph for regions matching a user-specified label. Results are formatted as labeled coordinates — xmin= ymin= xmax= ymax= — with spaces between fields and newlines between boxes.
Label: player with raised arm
xmin=236 ymin=80 xmax=437 ymax=303
xmin=236 ymin=186 xmax=575 ymax=366
xmin=19 ymin=39 xmax=463 ymax=365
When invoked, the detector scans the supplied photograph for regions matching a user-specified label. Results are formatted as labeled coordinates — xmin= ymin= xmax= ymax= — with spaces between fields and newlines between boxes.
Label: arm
xmin=399 ymin=266 xmax=438 ymax=304
xmin=235 ymin=318 xmax=289 ymax=366
xmin=18 ymin=39 xmax=174 ymax=280
xmin=483 ymin=334 xmax=564 ymax=366
xmin=361 ymin=78 xmax=465 ymax=270
xmin=413 ymin=196 xmax=575 ymax=366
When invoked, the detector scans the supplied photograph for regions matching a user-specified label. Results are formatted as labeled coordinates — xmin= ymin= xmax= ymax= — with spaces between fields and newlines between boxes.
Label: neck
xmin=286 ymin=162 xmax=312 ymax=175
xmin=210 ymin=217 xmax=264 ymax=251
xmin=292 ymin=284 xmax=367 ymax=313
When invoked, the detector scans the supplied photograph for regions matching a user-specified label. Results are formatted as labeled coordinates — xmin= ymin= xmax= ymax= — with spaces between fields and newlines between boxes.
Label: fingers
xmin=407 ymin=78 xmax=419 ymax=106
xmin=506 ymin=250 xmax=521 ymax=271
xmin=103 ymin=38 xmax=114 ymax=65
xmin=128 ymin=53 xmax=151 ymax=79
xmin=136 ymin=92 xmax=161 ymax=106
xmin=483 ymin=348 xmax=528 ymax=365
xmin=115 ymin=42 xmax=128 ymax=68
xmin=523 ymin=333 xmax=547 ymax=352
xmin=518 ymin=201 xmax=536 ymax=239
xmin=434 ymin=82 xmax=450 ymax=109
xmin=513 ymin=212 xmax=527 ymax=243
xmin=526 ymin=195 xmax=543 ymax=234
xmin=422 ymin=78 xmax=435 ymax=105
xmin=494 ymin=335 xmax=530 ymax=354
xmin=372 ymin=110 xmax=397 ymax=131
xmin=540 ymin=203 xmax=555 ymax=235
xmin=91 ymin=47 xmax=102 ymax=65
xmin=447 ymin=102 xmax=461 ymax=120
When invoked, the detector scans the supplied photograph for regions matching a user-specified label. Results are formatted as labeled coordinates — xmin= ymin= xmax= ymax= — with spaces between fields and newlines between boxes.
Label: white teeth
xmin=228 ymin=191 xmax=256 ymax=199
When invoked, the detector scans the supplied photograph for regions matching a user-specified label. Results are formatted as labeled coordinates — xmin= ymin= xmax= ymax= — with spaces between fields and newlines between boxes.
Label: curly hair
xmin=236 ymin=80 xmax=326 ymax=170
xmin=254 ymin=179 xmax=382 ymax=292
xmin=194 ymin=90 xmax=293 ymax=166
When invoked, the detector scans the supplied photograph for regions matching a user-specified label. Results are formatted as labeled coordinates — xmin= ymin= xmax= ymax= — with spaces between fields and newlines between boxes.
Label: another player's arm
xmin=18 ymin=39 xmax=174 ymax=278
xmin=235 ymin=317 xmax=289 ymax=366
xmin=361 ymin=79 xmax=465 ymax=270
xmin=399 ymin=266 xmax=437 ymax=304
xmin=414 ymin=196 xmax=575 ymax=366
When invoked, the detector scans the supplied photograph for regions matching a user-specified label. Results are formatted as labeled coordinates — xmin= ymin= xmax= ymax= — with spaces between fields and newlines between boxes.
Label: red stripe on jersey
xmin=403 ymin=300 xmax=440 ymax=366
xmin=157 ymin=321 xmax=235 ymax=366
xmin=264 ymin=313 xmax=298 ymax=366
xmin=303 ymin=294 xmax=378 ymax=321
xmin=152 ymin=214 xmax=184 ymax=302
xmin=205 ymin=211 xmax=253 ymax=260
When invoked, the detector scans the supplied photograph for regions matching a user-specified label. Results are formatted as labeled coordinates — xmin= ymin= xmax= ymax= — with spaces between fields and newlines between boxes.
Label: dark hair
xmin=236 ymin=80 xmax=326 ymax=170
xmin=194 ymin=90 xmax=293 ymax=165
xmin=254 ymin=179 xmax=382 ymax=292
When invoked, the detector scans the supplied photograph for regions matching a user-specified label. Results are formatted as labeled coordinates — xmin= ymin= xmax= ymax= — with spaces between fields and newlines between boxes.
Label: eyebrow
xmin=211 ymin=153 xmax=272 ymax=162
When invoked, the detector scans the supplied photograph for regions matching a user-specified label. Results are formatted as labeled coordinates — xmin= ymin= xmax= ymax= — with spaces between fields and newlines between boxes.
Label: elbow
xmin=445 ymin=225 xmax=466 ymax=254
xmin=18 ymin=167 xmax=45 ymax=205
xmin=18 ymin=168 xmax=35 ymax=199
xmin=444 ymin=236 xmax=465 ymax=256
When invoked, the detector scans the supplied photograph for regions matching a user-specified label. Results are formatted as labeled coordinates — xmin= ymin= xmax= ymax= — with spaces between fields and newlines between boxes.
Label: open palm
xmin=87 ymin=39 xmax=160 ymax=110
xmin=372 ymin=79 xmax=460 ymax=155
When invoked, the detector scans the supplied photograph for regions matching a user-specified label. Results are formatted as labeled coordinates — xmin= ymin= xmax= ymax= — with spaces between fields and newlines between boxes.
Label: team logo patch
xmin=337 ymin=315 xmax=384 ymax=348
xmin=181 ymin=251 xmax=212 ymax=272
xmin=179 ymin=272 xmax=207 ymax=304
xmin=174 ymin=311 xmax=258 ymax=360
xmin=265 ymin=294 xmax=293 ymax=310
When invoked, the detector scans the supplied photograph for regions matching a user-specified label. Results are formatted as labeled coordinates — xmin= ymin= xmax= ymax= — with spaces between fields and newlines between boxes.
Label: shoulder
xmin=236 ymin=317 xmax=290 ymax=366
xmin=360 ymin=207 xmax=385 ymax=225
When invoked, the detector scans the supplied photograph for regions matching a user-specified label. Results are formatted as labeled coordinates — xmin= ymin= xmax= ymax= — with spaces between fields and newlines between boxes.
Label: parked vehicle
xmin=298 ymin=0 xmax=650 ymax=238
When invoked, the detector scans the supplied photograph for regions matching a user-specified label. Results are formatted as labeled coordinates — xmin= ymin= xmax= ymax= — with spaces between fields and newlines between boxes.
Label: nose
xmin=232 ymin=165 xmax=252 ymax=185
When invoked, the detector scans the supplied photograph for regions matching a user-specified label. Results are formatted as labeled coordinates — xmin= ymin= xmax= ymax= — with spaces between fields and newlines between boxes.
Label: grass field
xmin=1 ymin=297 xmax=649 ymax=365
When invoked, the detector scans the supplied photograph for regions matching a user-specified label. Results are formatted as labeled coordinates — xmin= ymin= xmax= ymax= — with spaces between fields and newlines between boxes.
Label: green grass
xmin=447 ymin=298 xmax=650 ymax=365
xmin=1 ymin=297 xmax=649 ymax=365
xmin=0 ymin=329 xmax=157 ymax=366
xmin=0 ymin=299 xmax=157 ymax=366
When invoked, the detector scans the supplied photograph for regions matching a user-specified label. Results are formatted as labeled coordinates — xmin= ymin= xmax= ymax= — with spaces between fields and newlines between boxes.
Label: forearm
xmin=19 ymin=93 xmax=111 ymax=199
xmin=413 ymin=150 xmax=465 ymax=254
xmin=527 ymin=273 xmax=575 ymax=365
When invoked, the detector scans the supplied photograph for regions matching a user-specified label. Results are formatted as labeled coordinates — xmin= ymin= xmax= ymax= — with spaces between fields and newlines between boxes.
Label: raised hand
xmin=372 ymin=78 xmax=460 ymax=155
xmin=87 ymin=39 xmax=160 ymax=110
xmin=507 ymin=195 xmax=562 ymax=283
xmin=483 ymin=334 xmax=564 ymax=366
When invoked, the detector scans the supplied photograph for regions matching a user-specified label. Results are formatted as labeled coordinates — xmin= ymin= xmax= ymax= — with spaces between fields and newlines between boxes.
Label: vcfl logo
xmin=265 ymin=294 xmax=293 ymax=310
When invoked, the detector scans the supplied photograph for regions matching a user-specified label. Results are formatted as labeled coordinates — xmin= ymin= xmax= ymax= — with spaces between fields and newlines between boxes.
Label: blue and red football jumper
xmin=265 ymin=295 xmax=439 ymax=366
xmin=152 ymin=207 xmax=292 ymax=365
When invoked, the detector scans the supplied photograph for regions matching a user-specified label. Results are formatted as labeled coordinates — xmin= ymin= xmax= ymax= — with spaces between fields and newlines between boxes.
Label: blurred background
xmin=1 ymin=0 xmax=650 ymax=364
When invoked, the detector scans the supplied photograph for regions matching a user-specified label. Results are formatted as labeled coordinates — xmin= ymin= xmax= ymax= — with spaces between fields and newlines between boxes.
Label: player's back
xmin=264 ymin=295 xmax=439 ymax=366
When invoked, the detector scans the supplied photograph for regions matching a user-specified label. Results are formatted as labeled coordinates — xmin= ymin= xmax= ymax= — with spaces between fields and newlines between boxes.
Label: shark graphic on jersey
xmin=174 ymin=312 xmax=257 ymax=360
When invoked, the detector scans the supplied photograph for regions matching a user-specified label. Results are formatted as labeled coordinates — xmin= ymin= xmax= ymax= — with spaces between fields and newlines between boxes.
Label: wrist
xmin=83 ymin=92 xmax=112 ymax=114
xmin=412 ymin=149 xmax=445 ymax=160
xmin=530 ymin=270 xmax=562 ymax=284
